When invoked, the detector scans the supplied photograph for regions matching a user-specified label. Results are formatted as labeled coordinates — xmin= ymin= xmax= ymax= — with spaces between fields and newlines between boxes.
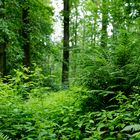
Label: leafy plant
xmin=0 ymin=132 xmax=11 ymax=140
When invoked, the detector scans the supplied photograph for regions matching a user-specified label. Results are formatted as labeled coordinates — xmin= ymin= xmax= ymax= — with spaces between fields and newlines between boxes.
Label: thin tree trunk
xmin=93 ymin=17 xmax=97 ymax=46
xmin=101 ymin=0 xmax=108 ymax=48
xmin=82 ymin=20 xmax=85 ymax=49
xmin=62 ymin=0 xmax=70 ymax=88
xmin=72 ymin=1 xmax=78 ymax=78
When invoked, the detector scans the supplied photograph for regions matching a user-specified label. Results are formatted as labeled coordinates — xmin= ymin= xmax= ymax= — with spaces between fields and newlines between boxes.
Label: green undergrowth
xmin=0 ymin=79 xmax=140 ymax=139
xmin=26 ymin=88 xmax=80 ymax=110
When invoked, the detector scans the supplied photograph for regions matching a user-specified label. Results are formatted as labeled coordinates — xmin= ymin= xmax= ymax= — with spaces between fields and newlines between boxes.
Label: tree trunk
xmin=71 ymin=1 xmax=78 ymax=79
xmin=0 ymin=0 xmax=6 ymax=77
xmin=21 ymin=1 xmax=30 ymax=67
xmin=62 ymin=0 xmax=70 ymax=88
xmin=101 ymin=0 xmax=108 ymax=48
xmin=0 ymin=44 xmax=6 ymax=77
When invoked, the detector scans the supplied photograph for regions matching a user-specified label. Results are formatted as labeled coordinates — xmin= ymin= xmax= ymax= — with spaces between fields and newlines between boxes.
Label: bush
xmin=78 ymin=34 xmax=140 ymax=111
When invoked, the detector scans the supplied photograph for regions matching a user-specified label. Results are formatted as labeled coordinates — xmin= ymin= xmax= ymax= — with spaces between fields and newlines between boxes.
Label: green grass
xmin=25 ymin=87 xmax=82 ymax=111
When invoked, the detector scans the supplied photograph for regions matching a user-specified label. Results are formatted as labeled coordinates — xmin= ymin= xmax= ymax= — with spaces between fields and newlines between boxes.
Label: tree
xmin=101 ymin=0 xmax=108 ymax=47
xmin=21 ymin=0 xmax=30 ymax=67
xmin=3 ymin=0 xmax=53 ymax=76
xmin=62 ymin=0 xmax=70 ymax=88
xmin=0 ymin=0 xmax=6 ymax=77
xmin=69 ymin=0 xmax=79 ymax=81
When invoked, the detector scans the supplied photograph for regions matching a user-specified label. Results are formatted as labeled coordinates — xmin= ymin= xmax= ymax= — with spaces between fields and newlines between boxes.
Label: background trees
xmin=0 ymin=0 xmax=53 ymax=76
xmin=0 ymin=0 xmax=139 ymax=84
xmin=0 ymin=0 xmax=139 ymax=90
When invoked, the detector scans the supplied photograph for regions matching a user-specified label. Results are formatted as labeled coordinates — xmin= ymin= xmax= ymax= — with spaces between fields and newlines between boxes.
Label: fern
xmin=0 ymin=132 xmax=11 ymax=140
xmin=122 ymin=124 xmax=140 ymax=132
xmin=132 ymin=132 xmax=140 ymax=137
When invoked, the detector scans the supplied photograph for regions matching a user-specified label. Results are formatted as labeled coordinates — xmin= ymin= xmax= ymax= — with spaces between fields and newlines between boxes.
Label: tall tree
xmin=21 ymin=0 xmax=30 ymax=67
xmin=0 ymin=0 xmax=6 ymax=77
xmin=70 ymin=0 xmax=79 ymax=80
xmin=101 ymin=0 xmax=108 ymax=47
xmin=62 ymin=0 xmax=70 ymax=88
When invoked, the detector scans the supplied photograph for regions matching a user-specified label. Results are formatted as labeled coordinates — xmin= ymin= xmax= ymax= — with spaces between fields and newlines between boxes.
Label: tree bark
xmin=0 ymin=0 xmax=6 ymax=77
xmin=0 ymin=44 xmax=6 ymax=77
xmin=21 ymin=1 xmax=30 ymax=67
xmin=101 ymin=0 xmax=108 ymax=48
xmin=71 ymin=1 xmax=78 ymax=79
xmin=62 ymin=0 xmax=70 ymax=88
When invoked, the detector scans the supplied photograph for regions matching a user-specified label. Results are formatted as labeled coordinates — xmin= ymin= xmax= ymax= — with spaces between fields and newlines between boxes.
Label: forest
xmin=0 ymin=0 xmax=140 ymax=139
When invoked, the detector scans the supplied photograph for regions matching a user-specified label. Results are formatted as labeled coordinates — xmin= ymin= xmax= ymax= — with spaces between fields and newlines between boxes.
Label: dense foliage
xmin=0 ymin=0 xmax=53 ymax=73
xmin=0 ymin=0 xmax=140 ymax=139
xmin=0 ymin=75 xmax=140 ymax=139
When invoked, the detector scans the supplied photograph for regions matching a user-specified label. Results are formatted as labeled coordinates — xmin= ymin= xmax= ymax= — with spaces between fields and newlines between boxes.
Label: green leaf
xmin=122 ymin=124 xmax=140 ymax=132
